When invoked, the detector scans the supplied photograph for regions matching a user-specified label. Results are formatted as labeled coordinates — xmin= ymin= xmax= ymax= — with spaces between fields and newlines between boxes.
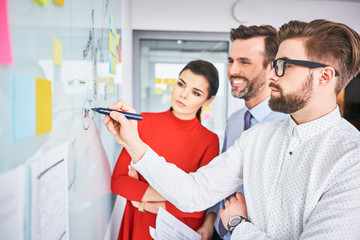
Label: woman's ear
xmin=203 ymin=95 xmax=215 ymax=108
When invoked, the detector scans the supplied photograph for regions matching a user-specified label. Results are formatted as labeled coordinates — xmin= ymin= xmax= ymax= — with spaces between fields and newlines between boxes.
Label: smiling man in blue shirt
xmin=202 ymin=25 xmax=288 ymax=240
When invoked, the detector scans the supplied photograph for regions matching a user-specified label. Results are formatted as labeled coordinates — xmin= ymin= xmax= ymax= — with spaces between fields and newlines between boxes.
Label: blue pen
xmin=92 ymin=108 xmax=142 ymax=121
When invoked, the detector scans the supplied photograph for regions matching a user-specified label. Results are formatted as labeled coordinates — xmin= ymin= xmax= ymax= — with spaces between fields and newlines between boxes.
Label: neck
xmin=291 ymin=97 xmax=337 ymax=124
xmin=245 ymin=86 xmax=270 ymax=109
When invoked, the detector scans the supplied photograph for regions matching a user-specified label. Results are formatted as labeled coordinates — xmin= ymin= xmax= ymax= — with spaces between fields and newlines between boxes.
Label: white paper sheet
xmin=151 ymin=207 xmax=201 ymax=240
xmin=0 ymin=165 xmax=25 ymax=240
xmin=31 ymin=143 xmax=69 ymax=240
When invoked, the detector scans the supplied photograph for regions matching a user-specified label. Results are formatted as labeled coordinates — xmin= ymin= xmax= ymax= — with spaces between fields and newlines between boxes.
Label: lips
xmin=176 ymin=100 xmax=186 ymax=107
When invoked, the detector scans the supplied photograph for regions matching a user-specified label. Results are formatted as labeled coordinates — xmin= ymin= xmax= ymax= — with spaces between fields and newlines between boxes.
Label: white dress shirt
xmin=133 ymin=107 xmax=360 ymax=239
xmin=211 ymin=97 xmax=288 ymax=239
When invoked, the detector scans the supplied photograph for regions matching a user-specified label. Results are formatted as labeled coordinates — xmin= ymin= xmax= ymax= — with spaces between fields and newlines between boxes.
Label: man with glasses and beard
xmin=104 ymin=19 xmax=360 ymax=239
xmin=196 ymin=25 xmax=288 ymax=240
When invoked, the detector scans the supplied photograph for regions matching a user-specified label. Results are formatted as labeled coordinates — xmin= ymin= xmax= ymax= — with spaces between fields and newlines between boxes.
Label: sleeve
xmin=298 ymin=151 xmax=360 ymax=239
xmin=111 ymin=147 xmax=150 ymax=202
xmin=164 ymin=134 xmax=220 ymax=218
xmin=231 ymin=150 xmax=360 ymax=240
xmin=133 ymin=134 xmax=243 ymax=212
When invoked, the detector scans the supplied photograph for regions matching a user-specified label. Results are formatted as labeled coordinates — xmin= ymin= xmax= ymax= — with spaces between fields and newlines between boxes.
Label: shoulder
xmin=227 ymin=108 xmax=246 ymax=124
xmin=245 ymin=118 xmax=288 ymax=137
xmin=262 ymin=111 xmax=289 ymax=122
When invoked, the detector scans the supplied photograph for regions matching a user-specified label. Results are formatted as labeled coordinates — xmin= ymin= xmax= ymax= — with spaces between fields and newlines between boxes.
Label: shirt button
xmin=289 ymin=151 xmax=293 ymax=155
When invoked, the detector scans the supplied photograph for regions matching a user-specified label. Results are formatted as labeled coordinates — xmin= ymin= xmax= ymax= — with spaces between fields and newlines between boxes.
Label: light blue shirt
xmin=210 ymin=97 xmax=288 ymax=239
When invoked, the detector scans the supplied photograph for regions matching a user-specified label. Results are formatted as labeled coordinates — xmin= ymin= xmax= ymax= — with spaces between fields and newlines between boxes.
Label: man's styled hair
xmin=230 ymin=25 xmax=279 ymax=68
xmin=278 ymin=19 xmax=360 ymax=95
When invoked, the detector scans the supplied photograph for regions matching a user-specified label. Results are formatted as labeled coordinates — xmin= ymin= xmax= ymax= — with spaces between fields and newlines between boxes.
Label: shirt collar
xmin=245 ymin=97 xmax=272 ymax=123
xmin=287 ymin=106 xmax=341 ymax=141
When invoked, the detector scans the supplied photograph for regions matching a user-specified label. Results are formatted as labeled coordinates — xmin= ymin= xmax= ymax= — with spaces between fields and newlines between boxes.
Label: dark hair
xmin=278 ymin=19 xmax=360 ymax=95
xmin=179 ymin=60 xmax=219 ymax=121
xmin=230 ymin=25 xmax=279 ymax=68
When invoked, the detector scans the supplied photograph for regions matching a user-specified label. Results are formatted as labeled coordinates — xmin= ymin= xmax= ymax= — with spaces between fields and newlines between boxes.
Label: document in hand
xmin=150 ymin=207 xmax=201 ymax=240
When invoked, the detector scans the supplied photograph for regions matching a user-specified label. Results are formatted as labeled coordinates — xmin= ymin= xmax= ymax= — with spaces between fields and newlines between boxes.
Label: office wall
xmin=127 ymin=0 xmax=360 ymax=115
xmin=0 ymin=0 xmax=122 ymax=239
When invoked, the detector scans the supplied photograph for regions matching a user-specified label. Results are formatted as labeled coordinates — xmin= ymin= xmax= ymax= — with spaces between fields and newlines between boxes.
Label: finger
xmin=110 ymin=111 xmax=130 ymax=126
xmin=104 ymin=117 xmax=117 ymax=135
xmin=224 ymin=199 xmax=230 ymax=208
xmin=108 ymin=100 xmax=137 ymax=114
xmin=235 ymin=192 xmax=244 ymax=201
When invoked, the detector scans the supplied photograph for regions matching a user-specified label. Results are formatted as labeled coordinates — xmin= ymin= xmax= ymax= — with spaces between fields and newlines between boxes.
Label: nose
xmin=180 ymin=88 xmax=190 ymax=99
xmin=228 ymin=62 xmax=242 ymax=77
xmin=269 ymin=66 xmax=279 ymax=83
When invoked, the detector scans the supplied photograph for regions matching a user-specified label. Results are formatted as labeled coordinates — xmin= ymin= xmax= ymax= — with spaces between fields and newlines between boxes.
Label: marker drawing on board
xmin=92 ymin=108 xmax=142 ymax=121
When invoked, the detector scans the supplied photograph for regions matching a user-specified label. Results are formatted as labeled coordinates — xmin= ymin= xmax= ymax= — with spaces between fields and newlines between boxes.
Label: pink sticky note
xmin=0 ymin=0 xmax=13 ymax=65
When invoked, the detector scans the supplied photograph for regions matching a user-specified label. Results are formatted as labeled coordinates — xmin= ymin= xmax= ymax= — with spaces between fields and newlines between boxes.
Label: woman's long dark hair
xmin=179 ymin=60 xmax=219 ymax=121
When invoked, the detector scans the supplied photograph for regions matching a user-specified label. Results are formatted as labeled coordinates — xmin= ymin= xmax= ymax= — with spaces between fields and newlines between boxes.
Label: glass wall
xmin=133 ymin=31 xmax=230 ymax=147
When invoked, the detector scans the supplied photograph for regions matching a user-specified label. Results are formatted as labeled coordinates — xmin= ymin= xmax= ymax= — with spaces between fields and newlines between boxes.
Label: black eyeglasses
xmin=271 ymin=58 xmax=340 ymax=77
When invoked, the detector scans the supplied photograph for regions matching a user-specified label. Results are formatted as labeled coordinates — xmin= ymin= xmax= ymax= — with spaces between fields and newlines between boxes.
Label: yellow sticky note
xmin=170 ymin=78 xmax=176 ymax=85
xmin=155 ymin=78 xmax=162 ymax=84
xmin=155 ymin=87 xmax=163 ymax=95
xmin=107 ymin=85 xmax=115 ymax=94
xmin=53 ymin=37 xmax=62 ymax=66
xmin=203 ymin=105 xmax=211 ymax=111
xmin=109 ymin=31 xmax=115 ymax=54
xmin=163 ymin=78 xmax=169 ymax=85
xmin=34 ymin=0 xmax=48 ymax=5
xmin=36 ymin=78 xmax=52 ymax=135
xmin=53 ymin=0 xmax=64 ymax=5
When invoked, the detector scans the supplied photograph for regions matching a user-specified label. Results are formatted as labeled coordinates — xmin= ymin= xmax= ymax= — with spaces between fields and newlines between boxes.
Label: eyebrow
xmin=228 ymin=56 xmax=252 ymax=62
xmin=178 ymin=78 xmax=204 ymax=94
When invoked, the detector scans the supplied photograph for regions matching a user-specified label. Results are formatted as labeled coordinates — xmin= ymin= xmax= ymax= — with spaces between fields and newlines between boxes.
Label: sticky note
xmin=0 ymin=0 xmax=13 ymax=65
xmin=12 ymin=74 xmax=36 ymax=141
xmin=107 ymin=85 xmax=115 ymax=94
xmin=34 ymin=0 xmax=48 ymax=5
xmin=202 ymin=113 xmax=211 ymax=121
xmin=203 ymin=105 xmax=211 ymax=111
xmin=109 ymin=31 xmax=115 ymax=54
xmin=109 ymin=11 xmax=115 ymax=34
xmin=155 ymin=78 xmax=162 ymax=84
xmin=109 ymin=53 xmax=116 ymax=75
xmin=36 ymin=78 xmax=52 ymax=135
xmin=155 ymin=88 xmax=163 ymax=95
xmin=53 ymin=37 xmax=62 ymax=66
xmin=53 ymin=0 xmax=64 ymax=5
xmin=117 ymin=44 xmax=121 ymax=63
xmin=170 ymin=78 xmax=176 ymax=85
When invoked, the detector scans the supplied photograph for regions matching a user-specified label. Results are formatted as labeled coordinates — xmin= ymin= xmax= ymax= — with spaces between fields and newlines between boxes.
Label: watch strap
xmin=228 ymin=216 xmax=249 ymax=234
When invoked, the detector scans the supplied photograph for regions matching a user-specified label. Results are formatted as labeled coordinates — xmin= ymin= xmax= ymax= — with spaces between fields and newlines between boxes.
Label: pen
xmin=92 ymin=108 xmax=142 ymax=121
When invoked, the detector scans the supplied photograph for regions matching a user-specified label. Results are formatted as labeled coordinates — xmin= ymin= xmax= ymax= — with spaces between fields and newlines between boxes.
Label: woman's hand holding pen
xmin=103 ymin=100 xmax=148 ymax=162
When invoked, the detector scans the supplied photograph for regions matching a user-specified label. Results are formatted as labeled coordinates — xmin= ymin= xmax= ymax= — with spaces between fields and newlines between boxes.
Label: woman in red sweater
xmin=111 ymin=60 xmax=220 ymax=240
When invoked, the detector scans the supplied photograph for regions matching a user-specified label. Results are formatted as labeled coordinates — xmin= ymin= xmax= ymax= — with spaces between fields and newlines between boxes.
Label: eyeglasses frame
xmin=271 ymin=58 xmax=340 ymax=77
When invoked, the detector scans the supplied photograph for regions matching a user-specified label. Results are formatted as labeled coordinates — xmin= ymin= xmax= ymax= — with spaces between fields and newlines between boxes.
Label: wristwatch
xmin=227 ymin=216 xmax=249 ymax=234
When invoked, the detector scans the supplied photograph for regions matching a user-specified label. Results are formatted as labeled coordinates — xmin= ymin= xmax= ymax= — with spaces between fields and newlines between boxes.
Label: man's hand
xmin=219 ymin=192 xmax=248 ymax=231
xmin=103 ymin=100 xmax=147 ymax=162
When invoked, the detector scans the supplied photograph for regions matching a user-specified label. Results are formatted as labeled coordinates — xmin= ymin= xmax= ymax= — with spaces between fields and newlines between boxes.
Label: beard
xmin=230 ymin=70 xmax=267 ymax=101
xmin=269 ymin=73 xmax=313 ymax=114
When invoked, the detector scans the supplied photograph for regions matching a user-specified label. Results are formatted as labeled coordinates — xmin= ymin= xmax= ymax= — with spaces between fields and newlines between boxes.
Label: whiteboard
xmin=0 ymin=0 xmax=122 ymax=239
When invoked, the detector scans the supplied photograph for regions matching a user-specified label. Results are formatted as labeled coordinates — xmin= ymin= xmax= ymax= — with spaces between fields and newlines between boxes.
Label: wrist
xmin=227 ymin=215 xmax=250 ymax=234
xmin=127 ymin=140 xmax=148 ymax=163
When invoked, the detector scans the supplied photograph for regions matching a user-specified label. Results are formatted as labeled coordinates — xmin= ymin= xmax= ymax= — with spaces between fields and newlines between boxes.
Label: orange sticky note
xmin=36 ymin=78 xmax=52 ymax=135
xmin=53 ymin=37 xmax=62 ymax=66
xmin=0 ymin=0 xmax=13 ymax=65
xmin=53 ymin=0 xmax=64 ymax=5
